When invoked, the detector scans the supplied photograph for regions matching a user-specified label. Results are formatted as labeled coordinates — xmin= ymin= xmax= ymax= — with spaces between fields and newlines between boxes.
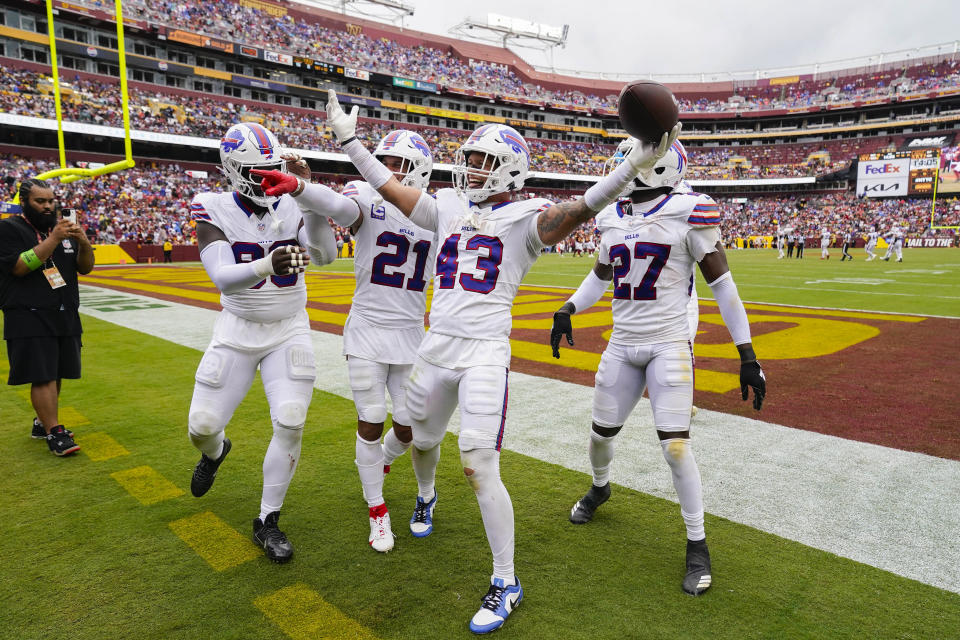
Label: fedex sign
xmin=864 ymin=163 xmax=902 ymax=175
xmin=857 ymin=157 xmax=910 ymax=197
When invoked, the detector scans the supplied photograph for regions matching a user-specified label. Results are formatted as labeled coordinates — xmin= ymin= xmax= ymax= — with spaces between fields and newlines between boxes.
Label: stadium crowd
xmin=2 ymin=66 xmax=866 ymax=179
xmin=3 ymin=155 xmax=956 ymax=256
xmin=111 ymin=0 xmax=960 ymax=113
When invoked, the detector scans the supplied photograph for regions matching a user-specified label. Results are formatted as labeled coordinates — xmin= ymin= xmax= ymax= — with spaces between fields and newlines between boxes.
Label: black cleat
xmin=190 ymin=438 xmax=231 ymax=497
xmin=46 ymin=425 xmax=80 ymax=456
xmin=569 ymin=483 xmax=610 ymax=524
xmin=33 ymin=418 xmax=72 ymax=439
xmin=682 ymin=538 xmax=712 ymax=596
xmin=253 ymin=511 xmax=294 ymax=564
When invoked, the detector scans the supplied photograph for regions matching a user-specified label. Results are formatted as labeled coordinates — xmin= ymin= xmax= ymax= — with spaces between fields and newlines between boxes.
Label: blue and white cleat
xmin=409 ymin=492 xmax=437 ymax=537
xmin=469 ymin=576 xmax=523 ymax=634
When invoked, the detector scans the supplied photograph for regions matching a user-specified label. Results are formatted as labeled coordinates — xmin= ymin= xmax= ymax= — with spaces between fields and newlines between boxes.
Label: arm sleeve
xmin=409 ymin=191 xmax=439 ymax=232
xmin=200 ymin=240 xmax=274 ymax=294
xmin=298 ymin=216 xmax=337 ymax=267
xmin=567 ymin=269 xmax=610 ymax=314
xmin=294 ymin=182 xmax=361 ymax=227
xmin=707 ymin=271 xmax=752 ymax=346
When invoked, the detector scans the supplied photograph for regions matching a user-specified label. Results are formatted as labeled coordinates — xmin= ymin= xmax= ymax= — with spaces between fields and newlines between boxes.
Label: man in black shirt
xmin=0 ymin=178 xmax=94 ymax=456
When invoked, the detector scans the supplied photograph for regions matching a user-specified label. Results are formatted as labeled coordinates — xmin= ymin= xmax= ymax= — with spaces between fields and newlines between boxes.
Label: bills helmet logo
xmin=410 ymin=134 xmax=430 ymax=157
xmin=499 ymin=128 xmax=529 ymax=160
xmin=220 ymin=130 xmax=244 ymax=154
xmin=380 ymin=131 xmax=404 ymax=151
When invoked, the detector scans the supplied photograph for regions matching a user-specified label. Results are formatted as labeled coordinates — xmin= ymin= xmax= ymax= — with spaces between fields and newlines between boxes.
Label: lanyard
xmin=20 ymin=215 xmax=57 ymax=269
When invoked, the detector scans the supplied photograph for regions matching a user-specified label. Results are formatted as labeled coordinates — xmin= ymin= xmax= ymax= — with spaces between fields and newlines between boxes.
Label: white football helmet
xmin=374 ymin=130 xmax=433 ymax=191
xmin=219 ymin=123 xmax=286 ymax=207
xmin=603 ymin=137 xmax=688 ymax=195
xmin=452 ymin=124 xmax=529 ymax=202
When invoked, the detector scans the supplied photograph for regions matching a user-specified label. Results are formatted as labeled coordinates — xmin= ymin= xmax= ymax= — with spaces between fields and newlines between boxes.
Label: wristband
xmin=20 ymin=249 xmax=43 ymax=271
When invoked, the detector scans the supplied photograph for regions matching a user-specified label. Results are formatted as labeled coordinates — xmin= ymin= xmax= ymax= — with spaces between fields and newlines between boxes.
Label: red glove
xmin=251 ymin=169 xmax=299 ymax=197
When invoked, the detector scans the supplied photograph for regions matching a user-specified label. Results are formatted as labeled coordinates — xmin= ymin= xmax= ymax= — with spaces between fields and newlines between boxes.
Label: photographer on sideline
xmin=0 ymin=178 xmax=94 ymax=456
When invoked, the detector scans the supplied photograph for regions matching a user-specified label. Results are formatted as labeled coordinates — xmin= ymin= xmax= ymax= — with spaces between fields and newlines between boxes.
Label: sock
xmin=661 ymin=438 xmax=705 ymax=541
xmin=382 ymin=427 xmax=411 ymax=466
xmin=462 ymin=449 xmax=514 ymax=581
xmin=259 ymin=424 xmax=303 ymax=522
xmin=356 ymin=432 xmax=386 ymax=508
xmin=411 ymin=443 xmax=440 ymax=502
xmin=589 ymin=429 xmax=616 ymax=487
xmin=189 ymin=430 xmax=224 ymax=460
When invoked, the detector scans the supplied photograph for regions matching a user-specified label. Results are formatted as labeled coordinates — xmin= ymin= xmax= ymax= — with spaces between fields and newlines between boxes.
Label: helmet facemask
xmin=453 ymin=125 xmax=529 ymax=203
xmin=222 ymin=157 xmax=286 ymax=208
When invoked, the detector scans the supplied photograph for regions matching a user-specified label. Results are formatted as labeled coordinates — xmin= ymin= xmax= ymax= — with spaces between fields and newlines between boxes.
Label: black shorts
xmin=5 ymin=335 xmax=82 ymax=385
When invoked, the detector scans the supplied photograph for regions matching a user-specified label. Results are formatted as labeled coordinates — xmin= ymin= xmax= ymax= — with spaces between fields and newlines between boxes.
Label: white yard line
xmin=78 ymin=285 xmax=960 ymax=595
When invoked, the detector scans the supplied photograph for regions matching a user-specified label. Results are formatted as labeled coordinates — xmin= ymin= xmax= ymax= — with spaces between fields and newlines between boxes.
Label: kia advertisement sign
xmin=857 ymin=156 xmax=909 ymax=197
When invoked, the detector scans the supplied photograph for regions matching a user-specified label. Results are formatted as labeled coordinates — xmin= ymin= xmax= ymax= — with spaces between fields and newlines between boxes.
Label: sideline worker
xmin=0 ymin=178 xmax=94 ymax=456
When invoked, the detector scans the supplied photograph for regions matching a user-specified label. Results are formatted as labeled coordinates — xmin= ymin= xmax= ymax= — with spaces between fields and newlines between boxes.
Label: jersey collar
xmin=623 ymin=193 xmax=673 ymax=218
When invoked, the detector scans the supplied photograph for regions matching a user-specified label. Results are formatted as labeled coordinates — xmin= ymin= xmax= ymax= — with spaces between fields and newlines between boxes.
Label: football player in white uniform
xmin=820 ymin=226 xmax=831 ymax=260
xmin=865 ymin=227 xmax=879 ymax=261
xmin=187 ymin=123 xmax=337 ymax=564
xmin=776 ymin=222 xmax=785 ymax=259
xmin=881 ymin=226 xmax=904 ymax=262
xmin=308 ymin=89 xmax=678 ymax=634
xmin=255 ymin=130 xmax=435 ymax=554
xmin=550 ymin=137 xmax=766 ymax=597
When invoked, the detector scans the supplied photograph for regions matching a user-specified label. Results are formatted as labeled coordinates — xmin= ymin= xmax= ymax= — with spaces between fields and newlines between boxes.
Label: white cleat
xmin=368 ymin=505 xmax=394 ymax=553
xmin=691 ymin=405 xmax=699 ymax=418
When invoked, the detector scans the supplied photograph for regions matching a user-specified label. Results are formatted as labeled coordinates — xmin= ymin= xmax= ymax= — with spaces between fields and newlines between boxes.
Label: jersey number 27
xmin=609 ymin=242 xmax=671 ymax=300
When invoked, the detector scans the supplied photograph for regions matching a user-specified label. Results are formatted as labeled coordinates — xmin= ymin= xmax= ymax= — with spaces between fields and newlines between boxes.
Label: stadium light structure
xmin=291 ymin=0 xmax=414 ymax=28
xmin=450 ymin=14 xmax=568 ymax=61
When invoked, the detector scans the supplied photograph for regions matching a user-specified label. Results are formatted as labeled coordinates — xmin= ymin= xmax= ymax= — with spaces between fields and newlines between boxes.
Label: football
xmin=617 ymin=80 xmax=679 ymax=143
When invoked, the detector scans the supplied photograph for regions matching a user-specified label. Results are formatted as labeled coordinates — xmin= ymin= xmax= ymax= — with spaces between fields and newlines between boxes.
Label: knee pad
xmin=188 ymin=409 xmax=226 ymax=438
xmin=349 ymin=357 xmax=388 ymax=424
xmin=274 ymin=401 xmax=307 ymax=430
xmin=460 ymin=448 xmax=499 ymax=489
xmin=660 ymin=438 xmax=691 ymax=468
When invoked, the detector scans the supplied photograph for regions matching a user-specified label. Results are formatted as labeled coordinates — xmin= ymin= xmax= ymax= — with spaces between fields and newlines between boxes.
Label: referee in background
xmin=0 ymin=178 xmax=94 ymax=456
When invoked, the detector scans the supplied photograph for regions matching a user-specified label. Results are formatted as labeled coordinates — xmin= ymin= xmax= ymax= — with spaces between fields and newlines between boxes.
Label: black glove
xmin=740 ymin=360 xmax=766 ymax=410
xmin=550 ymin=311 xmax=574 ymax=359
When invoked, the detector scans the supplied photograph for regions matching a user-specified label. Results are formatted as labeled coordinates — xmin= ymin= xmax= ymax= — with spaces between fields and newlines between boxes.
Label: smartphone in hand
xmin=61 ymin=208 xmax=77 ymax=224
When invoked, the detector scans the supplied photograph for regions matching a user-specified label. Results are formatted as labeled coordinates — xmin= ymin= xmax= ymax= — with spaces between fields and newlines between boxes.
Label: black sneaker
xmin=190 ymin=438 xmax=231 ymax=497
xmin=46 ymin=425 xmax=80 ymax=457
xmin=32 ymin=418 xmax=73 ymax=439
xmin=253 ymin=511 xmax=294 ymax=563
xmin=569 ymin=482 xmax=610 ymax=524
xmin=682 ymin=538 xmax=712 ymax=596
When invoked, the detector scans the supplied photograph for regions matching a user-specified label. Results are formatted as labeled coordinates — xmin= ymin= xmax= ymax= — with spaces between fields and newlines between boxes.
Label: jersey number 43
xmin=435 ymin=234 xmax=503 ymax=294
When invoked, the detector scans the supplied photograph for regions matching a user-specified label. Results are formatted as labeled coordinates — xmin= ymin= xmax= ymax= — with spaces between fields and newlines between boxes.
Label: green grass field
xmin=2 ymin=246 xmax=959 ymax=639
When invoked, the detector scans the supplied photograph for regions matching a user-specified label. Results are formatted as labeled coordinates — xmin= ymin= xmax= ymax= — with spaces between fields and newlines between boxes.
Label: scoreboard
xmin=857 ymin=149 xmax=940 ymax=197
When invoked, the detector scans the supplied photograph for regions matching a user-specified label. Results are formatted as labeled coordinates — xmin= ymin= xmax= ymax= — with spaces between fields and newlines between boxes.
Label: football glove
xmin=251 ymin=169 xmax=300 ymax=197
xmin=628 ymin=123 xmax=681 ymax=170
xmin=325 ymin=89 xmax=358 ymax=144
xmin=551 ymin=311 xmax=574 ymax=359
xmin=740 ymin=360 xmax=766 ymax=410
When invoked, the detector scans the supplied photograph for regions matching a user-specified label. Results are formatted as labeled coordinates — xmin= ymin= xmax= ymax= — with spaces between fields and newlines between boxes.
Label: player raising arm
xmin=253 ymin=130 xmax=436 ymax=555
xmin=549 ymin=137 xmax=766 ymax=597
xmin=260 ymin=90 xmax=677 ymax=635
